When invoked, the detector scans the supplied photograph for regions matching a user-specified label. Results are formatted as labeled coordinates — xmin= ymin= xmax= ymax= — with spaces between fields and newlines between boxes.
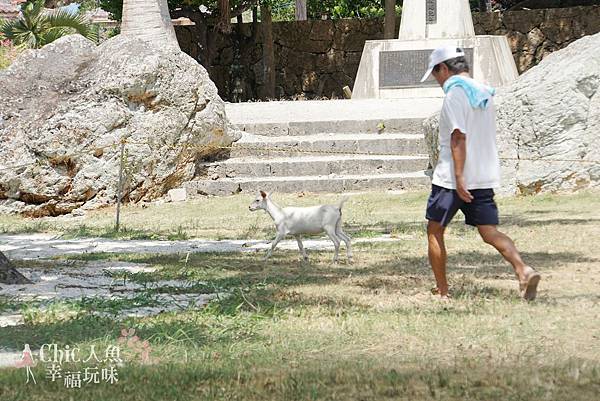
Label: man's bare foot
xmin=431 ymin=287 xmax=451 ymax=301
xmin=519 ymin=266 xmax=541 ymax=301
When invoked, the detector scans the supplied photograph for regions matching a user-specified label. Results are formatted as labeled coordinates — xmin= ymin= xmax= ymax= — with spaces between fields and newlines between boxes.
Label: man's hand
xmin=456 ymin=175 xmax=473 ymax=203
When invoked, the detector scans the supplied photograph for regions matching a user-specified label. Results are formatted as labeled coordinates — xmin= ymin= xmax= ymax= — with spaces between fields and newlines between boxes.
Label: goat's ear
xmin=260 ymin=190 xmax=267 ymax=199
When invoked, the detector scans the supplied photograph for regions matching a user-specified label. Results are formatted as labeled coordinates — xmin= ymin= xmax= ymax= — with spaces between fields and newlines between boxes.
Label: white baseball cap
xmin=420 ymin=46 xmax=466 ymax=82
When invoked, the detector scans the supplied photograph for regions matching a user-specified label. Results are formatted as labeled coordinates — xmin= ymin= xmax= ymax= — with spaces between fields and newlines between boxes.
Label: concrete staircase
xmin=185 ymin=99 xmax=441 ymax=196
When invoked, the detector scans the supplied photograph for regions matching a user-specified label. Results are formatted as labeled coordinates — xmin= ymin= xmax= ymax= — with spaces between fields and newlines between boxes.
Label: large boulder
xmin=424 ymin=32 xmax=600 ymax=195
xmin=0 ymin=34 xmax=236 ymax=216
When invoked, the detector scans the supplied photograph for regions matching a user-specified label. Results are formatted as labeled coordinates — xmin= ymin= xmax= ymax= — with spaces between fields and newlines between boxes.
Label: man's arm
xmin=450 ymin=129 xmax=474 ymax=203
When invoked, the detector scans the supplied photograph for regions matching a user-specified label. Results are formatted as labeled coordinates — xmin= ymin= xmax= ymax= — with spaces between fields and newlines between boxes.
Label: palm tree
xmin=120 ymin=0 xmax=179 ymax=49
xmin=0 ymin=0 xmax=97 ymax=49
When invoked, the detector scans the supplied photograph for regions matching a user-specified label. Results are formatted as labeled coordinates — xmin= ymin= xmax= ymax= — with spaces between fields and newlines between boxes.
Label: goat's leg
xmin=295 ymin=235 xmax=308 ymax=262
xmin=336 ymin=228 xmax=353 ymax=263
xmin=265 ymin=232 xmax=285 ymax=260
xmin=335 ymin=219 xmax=352 ymax=262
xmin=324 ymin=226 xmax=341 ymax=263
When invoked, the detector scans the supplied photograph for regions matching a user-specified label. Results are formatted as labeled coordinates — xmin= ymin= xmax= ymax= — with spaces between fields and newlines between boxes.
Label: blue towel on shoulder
xmin=442 ymin=75 xmax=496 ymax=110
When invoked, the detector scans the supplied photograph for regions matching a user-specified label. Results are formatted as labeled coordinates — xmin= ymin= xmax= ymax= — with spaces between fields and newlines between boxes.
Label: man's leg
xmin=428 ymin=220 xmax=449 ymax=296
xmin=477 ymin=225 xmax=527 ymax=280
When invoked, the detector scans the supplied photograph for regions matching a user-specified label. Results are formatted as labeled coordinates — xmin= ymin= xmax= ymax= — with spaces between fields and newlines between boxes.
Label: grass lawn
xmin=0 ymin=190 xmax=599 ymax=400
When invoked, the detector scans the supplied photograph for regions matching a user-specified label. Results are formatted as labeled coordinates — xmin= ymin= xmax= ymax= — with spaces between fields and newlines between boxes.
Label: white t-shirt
xmin=432 ymin=86 xmax=501 ymax=190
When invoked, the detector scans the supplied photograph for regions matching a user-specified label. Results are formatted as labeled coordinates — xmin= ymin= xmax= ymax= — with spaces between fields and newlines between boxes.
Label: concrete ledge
xmin=206 ymin=155 xmax=429 ymax=178
xmin=231 ymin=133 xmax=427 ymax=158
xmin=225 ymin=98 xmax=443 ymax=125
xmin=236 ymin=118 xmax=426 ymax=136
xmin=186 ymin=171 xmax=430 ymax=196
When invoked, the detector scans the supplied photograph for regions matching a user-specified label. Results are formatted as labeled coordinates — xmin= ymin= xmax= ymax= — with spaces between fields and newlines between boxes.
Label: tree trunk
xmin=121 ymin=0 xmax=180 ymax=50
xmin=384 ymin=0 xmax=396 ymax=39
xmin=218 ymin=0 xmax=232 ymax=32
xmin=261 ymin=4 xmax=275 ymax=100
xmin=0 ymin=252 xmax=31 ymax=285
xmin=479 ymin=0 xmax=492 ymax=11
xmin=295 ymin=0 xmax=307 ymax=21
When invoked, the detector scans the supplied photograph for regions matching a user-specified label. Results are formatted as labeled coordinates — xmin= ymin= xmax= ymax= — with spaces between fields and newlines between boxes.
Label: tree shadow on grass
xmin=1 ymin=246 xmax=596 ymax=352
xmin=0 ymin=314 xmax=121 ymax=350
xmin=0 ymin=304 xmax=241 ymax=351
xmin=1 ymin=345 xmax=598 ymax=401
xmin=48 ymin=247 xmax=598 ymax=294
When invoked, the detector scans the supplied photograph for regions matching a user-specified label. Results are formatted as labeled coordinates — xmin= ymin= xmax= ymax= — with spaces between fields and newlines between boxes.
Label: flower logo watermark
xmin=117 ymin=328 xmax=153 ymax=365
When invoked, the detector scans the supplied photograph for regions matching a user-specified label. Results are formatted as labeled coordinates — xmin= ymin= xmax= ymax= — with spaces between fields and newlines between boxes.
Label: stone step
xmin=235 ymin=118 xmax=424 ymax=136
xmin=225 ymin=98 xmax=443 ymax=127
xmin=186 ymin=171 xmax=430 ymax=196
xmin=205 ymin=154 xmax=430 ymax=178
xmin=230 ymin=133 xmax=427 ymax=158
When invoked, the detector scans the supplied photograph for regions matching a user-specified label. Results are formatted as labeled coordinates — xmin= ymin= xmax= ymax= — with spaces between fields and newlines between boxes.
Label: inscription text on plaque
xmin=426 ymin=0 xmax=437 ymax=25
xmin=379 ymin=48 xmax=474 ymax=89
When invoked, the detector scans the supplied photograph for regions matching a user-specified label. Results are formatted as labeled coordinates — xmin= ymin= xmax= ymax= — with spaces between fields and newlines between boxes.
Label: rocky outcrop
xmin=0 ymin=34 xmax=236 ymax=216
xmin=423 ymin=32 xmax=600 ymax=195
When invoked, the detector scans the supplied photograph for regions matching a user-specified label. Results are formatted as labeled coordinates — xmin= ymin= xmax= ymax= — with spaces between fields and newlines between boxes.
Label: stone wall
xmin=174 ymin=15 xmax=395 ymax=101
xmin=474 ymin=5 xmax=600 ymax=72
xmin=174 ymin=6 xmax=600 ymax=102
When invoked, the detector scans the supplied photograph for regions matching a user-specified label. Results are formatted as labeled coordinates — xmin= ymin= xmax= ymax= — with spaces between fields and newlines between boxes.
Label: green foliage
xmin=308 ymin=0 xmax=402 ymax=20
xmin=265 ymin=0 xmax=403 ymax=21
xmin=0 ymin=0 xmax=98 ymax=48
xmin=99 ymin=0 xmax=402 ymax=22
xmin=98 ymin=0 xmax=122 ymax=21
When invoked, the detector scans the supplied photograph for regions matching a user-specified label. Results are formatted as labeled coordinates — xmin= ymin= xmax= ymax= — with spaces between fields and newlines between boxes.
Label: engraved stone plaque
xmin=379 ymin=48 xmax=474 ymax=89
xmin=426 ymin=0 xmax=437 ymax=25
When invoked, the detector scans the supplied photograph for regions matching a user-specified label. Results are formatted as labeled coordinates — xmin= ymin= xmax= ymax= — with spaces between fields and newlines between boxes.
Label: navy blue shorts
xmin=426 ymin=184 xmax=499 ymax=227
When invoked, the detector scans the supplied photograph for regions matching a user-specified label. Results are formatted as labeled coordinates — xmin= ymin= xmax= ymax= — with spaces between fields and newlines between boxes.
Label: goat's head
xmin=249 ymin=190 xmax=269 ymax=211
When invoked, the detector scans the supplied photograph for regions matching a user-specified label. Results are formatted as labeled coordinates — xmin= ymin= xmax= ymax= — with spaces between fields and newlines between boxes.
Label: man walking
xmin=420 ymin=46 xmax=541 ymax=301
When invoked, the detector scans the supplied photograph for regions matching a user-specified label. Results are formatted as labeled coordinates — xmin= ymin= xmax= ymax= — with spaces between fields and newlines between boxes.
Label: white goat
xmin=249 ymin=191 xmax=352 ymax=263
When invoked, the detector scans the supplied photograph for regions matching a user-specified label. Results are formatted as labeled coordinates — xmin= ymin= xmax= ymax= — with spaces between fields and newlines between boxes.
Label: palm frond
xmin=1 ymin=17 xmax=43 ymax=48
xmin=29 ymin=0 xmax=45 ymax=19
xmin=41 ymin=27 xmax=72 ymax=45
xmin=45 ymin=9 xmax=98 ymax=42
xmin=2 ymin=0 xmax=97 ymax=48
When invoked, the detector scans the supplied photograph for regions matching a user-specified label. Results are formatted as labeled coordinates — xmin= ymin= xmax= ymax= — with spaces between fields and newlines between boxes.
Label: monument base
xmin=352 ymin=36 xmax=518 ymax=99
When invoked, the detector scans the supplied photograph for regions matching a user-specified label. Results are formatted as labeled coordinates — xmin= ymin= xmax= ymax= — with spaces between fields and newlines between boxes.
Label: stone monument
xmin=352 ymin=0 xmax=518 ymax=99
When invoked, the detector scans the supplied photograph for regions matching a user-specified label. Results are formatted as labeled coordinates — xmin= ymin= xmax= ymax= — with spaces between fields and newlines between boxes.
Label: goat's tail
xmin=338 ymin=196 xmax=349 ymax=211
